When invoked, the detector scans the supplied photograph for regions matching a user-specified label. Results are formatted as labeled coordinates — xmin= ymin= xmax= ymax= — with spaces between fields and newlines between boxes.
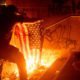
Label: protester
xmin=0 ymin=5 xmax=27 ymax=80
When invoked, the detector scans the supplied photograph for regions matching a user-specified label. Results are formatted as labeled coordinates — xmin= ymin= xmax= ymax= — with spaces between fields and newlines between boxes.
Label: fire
xmin=41 ymin=49 xmax=58 ymax=67
xmin=1 ymin=61 xmax=19 ymax=80
xmin=26 ymin=48 xmax=41 ymax=74
xmin=26 ymin=48 xmax=61 ymax=75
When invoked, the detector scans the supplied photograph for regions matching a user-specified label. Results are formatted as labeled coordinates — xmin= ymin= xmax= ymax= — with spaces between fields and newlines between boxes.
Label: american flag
xmin=24 ymin=21 xmax=43 ymax=65
xmin=26 ymin=22 xmax=41 ymax=49
xmin=10 ymin=20 xmax=43 ymax=66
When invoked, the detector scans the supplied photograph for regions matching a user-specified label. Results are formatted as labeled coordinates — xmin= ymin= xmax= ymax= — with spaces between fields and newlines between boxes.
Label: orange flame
xmin=26 ymin=48 xmax=61 ymax=75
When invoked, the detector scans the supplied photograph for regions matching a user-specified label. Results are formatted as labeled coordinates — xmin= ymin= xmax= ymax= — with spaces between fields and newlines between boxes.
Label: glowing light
xmin=1 ymin=2 xmax=7 ymax=6
xmin=26 ymin=48 xmax=61 ymax=75
xmin=41 ymin=49 xmax=59 ymax=67
xmin=1 ymin=61 xmax=19 ymax=80
xmin=26 ymin=48 xmax=40 ymax=74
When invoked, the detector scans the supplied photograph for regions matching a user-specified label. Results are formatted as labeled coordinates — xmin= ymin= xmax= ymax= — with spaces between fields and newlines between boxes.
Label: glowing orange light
xmin=26 ymin=48 xmax=61 ymax=75
xmin=26 ymin=48 xmax=40 ymax=74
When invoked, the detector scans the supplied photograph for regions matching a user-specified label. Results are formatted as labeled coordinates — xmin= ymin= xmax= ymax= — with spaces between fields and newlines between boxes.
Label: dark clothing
xmin=0 ymin=45 xmax=27 ymax=80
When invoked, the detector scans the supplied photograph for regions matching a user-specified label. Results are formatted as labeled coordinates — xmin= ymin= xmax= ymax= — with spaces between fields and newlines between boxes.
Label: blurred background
xmin=0 ymin=0 xmax=80 ymax=18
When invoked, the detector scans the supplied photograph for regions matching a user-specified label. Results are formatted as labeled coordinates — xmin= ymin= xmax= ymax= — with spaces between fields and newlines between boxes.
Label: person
xmin=0 ymin=5 xmax=27 ymax=80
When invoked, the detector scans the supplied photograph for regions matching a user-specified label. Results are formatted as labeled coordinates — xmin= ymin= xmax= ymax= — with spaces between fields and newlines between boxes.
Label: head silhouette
xmin=0 ymin=5 xmax=24 ymax=45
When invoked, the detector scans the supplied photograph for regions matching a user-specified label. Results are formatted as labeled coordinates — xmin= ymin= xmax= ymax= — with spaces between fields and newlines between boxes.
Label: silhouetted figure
xmin=0 ymin=5 xmax=27 ymax=80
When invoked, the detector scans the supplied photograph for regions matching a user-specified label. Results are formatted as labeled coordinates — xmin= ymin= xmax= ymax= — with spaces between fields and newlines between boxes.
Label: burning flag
xmin=10 ymin=20 xmax=43 ymax=74
xmin=23 ymin=20 xmax=43 ymax=73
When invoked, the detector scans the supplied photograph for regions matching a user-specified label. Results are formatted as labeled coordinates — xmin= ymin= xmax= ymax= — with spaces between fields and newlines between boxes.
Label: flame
xmin=26 ymin=48 xmax=41 ymax=74
xmin=1 ymin=61 xmax=19 ymax=80
xmin=25 ymin=48 xmax=61 ymax=75
xmin=41 ymin=49 xmax=60 ymax=67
